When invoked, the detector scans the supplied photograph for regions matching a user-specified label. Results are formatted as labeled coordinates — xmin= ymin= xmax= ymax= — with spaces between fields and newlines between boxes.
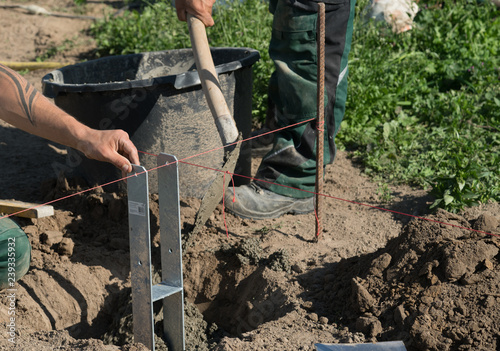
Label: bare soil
xmin=1 ymin=1 xmax=499 ymax=350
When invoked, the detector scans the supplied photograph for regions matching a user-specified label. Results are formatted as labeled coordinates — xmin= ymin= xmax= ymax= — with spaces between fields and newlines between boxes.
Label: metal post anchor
xmin=127 ymin=154 xmax=185 ymax=351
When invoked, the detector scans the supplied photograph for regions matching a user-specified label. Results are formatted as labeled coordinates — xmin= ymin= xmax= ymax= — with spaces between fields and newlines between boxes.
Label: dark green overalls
xmin=256 ymin=0 xmax=356 ymax=198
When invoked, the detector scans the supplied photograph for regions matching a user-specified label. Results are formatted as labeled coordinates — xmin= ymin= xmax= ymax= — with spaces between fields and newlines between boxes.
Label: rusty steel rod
xmin=315 ymin=2 xmax=326 ymax=242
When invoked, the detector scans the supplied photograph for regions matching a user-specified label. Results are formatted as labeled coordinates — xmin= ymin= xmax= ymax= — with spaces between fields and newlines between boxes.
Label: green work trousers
xmin=0 ymin=218 xmax=31 ymax=290
xmin=256 ymin=0 xmax=356 ymax=198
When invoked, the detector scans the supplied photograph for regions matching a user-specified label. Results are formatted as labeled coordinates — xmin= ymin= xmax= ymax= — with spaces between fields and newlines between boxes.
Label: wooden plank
xmin=0 ymin=200 xmax=54 ymax=218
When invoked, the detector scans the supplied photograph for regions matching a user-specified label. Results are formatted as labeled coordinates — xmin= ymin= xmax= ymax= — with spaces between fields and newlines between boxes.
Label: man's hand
xmin=175 ymin=0 xmax=216 ymax=27
xmin=78 ymin=129 xmax=140 ymax=176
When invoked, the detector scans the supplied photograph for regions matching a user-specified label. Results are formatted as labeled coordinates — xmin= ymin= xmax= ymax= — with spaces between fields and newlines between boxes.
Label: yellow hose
xmin=0 ymin=61 xmax=71 ymax=71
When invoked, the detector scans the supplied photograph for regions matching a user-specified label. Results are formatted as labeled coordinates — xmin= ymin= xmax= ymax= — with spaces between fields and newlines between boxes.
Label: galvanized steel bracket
xmin=127 ymin=154 xmax=185 ymax=351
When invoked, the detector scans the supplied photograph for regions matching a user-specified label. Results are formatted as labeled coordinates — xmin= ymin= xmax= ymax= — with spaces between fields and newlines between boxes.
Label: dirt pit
xmin=1 ymin=1 xmax=500 ymax=350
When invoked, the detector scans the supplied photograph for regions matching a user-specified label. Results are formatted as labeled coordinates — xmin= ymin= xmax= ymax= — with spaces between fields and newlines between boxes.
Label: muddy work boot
xmin=224 ymin=183 xmax=314 ymax=220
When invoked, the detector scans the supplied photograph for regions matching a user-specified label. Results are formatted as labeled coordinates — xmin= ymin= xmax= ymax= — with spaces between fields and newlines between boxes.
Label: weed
xmin=255 ymin=223 xmax=283 ymax=235
xmin=36 ymin=39 xmax=76 ymax=62
xmin=376 ymin=183 xmax=392 ymax=203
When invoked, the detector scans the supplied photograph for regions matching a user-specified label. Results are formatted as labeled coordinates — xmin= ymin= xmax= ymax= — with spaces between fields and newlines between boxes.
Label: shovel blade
xmin=186 ymin=139 xmax=241 ymax=246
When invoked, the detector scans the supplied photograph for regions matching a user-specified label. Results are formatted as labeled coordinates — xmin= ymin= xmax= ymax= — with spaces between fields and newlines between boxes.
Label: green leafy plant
xmin=429 ymin=156 xmax=499 ymax=212
xmin=376 ymin=183 xmax=392 ymax=203
xmin=255 ymin=223 xmax=283 ymax=235
xmin=340 ymin=0 xmax=500 ymax=212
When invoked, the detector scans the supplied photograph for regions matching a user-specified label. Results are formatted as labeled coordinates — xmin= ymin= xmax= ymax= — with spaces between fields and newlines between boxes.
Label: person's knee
xmin=0 ymin=218 xmax=32 ymax=289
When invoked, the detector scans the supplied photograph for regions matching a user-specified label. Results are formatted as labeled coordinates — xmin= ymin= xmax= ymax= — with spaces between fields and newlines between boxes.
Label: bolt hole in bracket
xmin=127 ymin=153 xmax=185 ymax=351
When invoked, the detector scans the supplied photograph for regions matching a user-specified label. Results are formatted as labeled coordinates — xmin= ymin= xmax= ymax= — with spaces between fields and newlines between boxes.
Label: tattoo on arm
xmin=0 ymin=66 xmax=39 ymax=126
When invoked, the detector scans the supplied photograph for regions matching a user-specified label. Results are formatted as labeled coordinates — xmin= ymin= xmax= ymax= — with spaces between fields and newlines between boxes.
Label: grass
xmin=89 ymin=0 xmax=499 ymax=213
xmin=343 ymin=0 xmax=500 ymax=212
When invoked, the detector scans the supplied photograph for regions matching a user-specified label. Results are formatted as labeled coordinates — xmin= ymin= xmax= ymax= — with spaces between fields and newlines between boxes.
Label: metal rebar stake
xmin=315 ymin=2 xmax=326 ymax=242
xmin=127 ymin=154 xmax=185 ymax=351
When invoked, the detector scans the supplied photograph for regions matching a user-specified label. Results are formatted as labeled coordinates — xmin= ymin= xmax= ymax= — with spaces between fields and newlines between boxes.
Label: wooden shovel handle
xmin=187 ymin=14 xmax=239 ymax=145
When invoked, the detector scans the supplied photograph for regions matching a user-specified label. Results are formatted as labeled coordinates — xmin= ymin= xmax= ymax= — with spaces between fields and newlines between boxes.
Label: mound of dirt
xmin=1 ymin=165 xmax=499 ymax=351
xmin=304 ymin=204 xmax=500 ymax=351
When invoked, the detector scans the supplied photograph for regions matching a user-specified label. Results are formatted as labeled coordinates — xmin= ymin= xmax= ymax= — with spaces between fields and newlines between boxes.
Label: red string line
xmin=138 ymin=118 xmax=317 ymax=162
xmin=178 ymin=160 xmax=499 ymax=239
xmin=222 ymin=172 xmax=227 ymax=236
xmin=221 ymin=171 xmax=235 ymax=238
xmin=1 ymin=116 xmax=498 ymax=240
xmin=0 ymin=118 xmax=315 ymax=220
xmin=136 ymin=150 xmax=158 ymax=157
